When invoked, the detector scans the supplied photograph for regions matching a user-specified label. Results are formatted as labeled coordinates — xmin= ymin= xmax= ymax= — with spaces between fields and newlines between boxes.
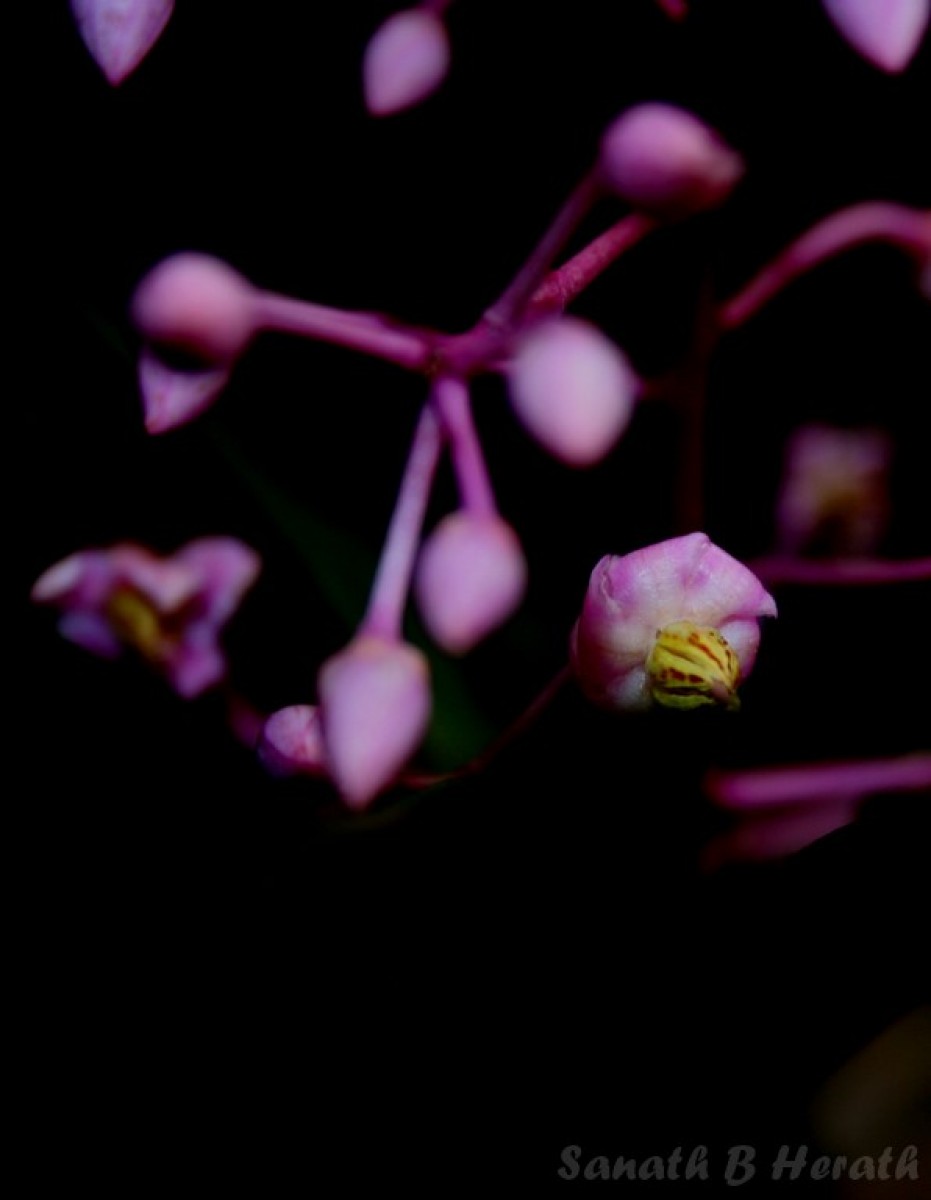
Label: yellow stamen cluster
xmin=647 ymin=620 xmax=740 ymax=711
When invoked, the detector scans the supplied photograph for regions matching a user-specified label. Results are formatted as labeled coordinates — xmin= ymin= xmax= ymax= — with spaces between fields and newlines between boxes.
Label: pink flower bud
xmin=260 ymin=705 xmax=328 ymax=777
xmin=317 ymin=637 xmax=431 ymax=809
xmin=570 ymin=533 xmax=777 ymax=712
xmin=71 ymin=0 xmax=174 ymax=86
xmin=131 ymin=253 xmax=257 ymax=365
xmin=415 ymin=512 xmax=528 ymax=655
xmin=599 ymin=103 xmax=743 ymax=219
xmin=363 ymin=9 xmax=450 ymax=116
xmin=508 ymin=317 xmax=639 ymax=467
xmin=822 ymin=0 xmax=929 ymax=73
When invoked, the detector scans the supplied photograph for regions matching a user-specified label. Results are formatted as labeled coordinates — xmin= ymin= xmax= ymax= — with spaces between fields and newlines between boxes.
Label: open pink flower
xmin=32 ymin=538 xmax=260 ymax=698
xmin=570 ymin=532 xmax=777 ymax=711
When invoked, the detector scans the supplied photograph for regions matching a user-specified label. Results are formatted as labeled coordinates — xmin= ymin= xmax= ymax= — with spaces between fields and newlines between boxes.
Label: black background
xmin=16 ymin=1 xmax=930 ymax=1192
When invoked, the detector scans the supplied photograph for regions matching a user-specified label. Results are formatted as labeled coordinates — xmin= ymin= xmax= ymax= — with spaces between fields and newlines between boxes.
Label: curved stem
xmin=483 ymin=170 xmax=602 ymax=330
xmin=252 ymin=291 xmax=434 ymax=370
xmin=360 ymin=403 xmax=445 ymax=640
xmin=750 ymin=555 xmax=931 ymax=587
xmin=431 ymin=375 xmax=497 ymax=516
xmin=719 ymin=203 xmax=931 ymax=331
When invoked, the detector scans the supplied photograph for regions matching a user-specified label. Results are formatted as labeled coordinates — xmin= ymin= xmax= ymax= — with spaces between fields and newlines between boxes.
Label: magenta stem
xmin=431 ymin=375 xmax=497 ymax=516
xmin=483 ymin=170 xmax=602 ymax=329
xmin=750 ymin=555 xmax=931 ymax=587
xmin=360 ymin=403 xmax=445 ymax=640
xmin=719 ymin=203 xmax=931 ymax=330
xmin=529 ymin=212 xmax=658 ymax=313
xmin=252 ymin=291 xmax=433 ymax=371
xmin=705 ymin=753 xmax=931 ymax=810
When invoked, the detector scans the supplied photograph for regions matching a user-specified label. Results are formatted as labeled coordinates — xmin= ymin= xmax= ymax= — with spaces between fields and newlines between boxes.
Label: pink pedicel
xmin=317 ymin=637 xmax=431 ymax=809
xmin=822 ymin=0 xmax=929 ymax=72
xmin=32 ymin=538 xmax=260 ymax=698
xmin=508 ymin=317 xmax=639 ymax=467
xmin=599 ymin=103 xmax=744 ymax=219
xmin=260 ymin=706 xmax=328 ymax=777
xmin=363 ymin=9 xmax=451 ymax=116
xmin=70 ymin=0 xmax=174 ymax=85
xmin=570 ymin=532 xmax=777 ymax=711
xmin=415 ymin=512 xmax=528 ymax=655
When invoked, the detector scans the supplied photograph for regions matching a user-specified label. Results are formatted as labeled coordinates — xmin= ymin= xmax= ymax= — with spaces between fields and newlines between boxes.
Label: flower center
xmin=105 ymin=588 xmax=174 ymax=664
xmin=647 ymin=620 xmax=740 ymax=711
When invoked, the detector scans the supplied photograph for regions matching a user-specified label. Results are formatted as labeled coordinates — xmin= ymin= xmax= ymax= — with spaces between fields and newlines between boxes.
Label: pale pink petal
xmin=318 ymin=637 xmax=431 ymax=809
xmin=822 ymin=0 xmax=929 ymax=72
xmin=599 ymin=103 xmax=743 ymax=218
xmin=260 ymin=706 xmax=328 ymax=777
xmin=71 ymin=0 xmax=174 ymax=86
xmin=363 ymin=9 xmax=450 ymax=116
xmin=138 ymin=349 xmax=231 ymax=435
xmin=31 ymin=550 xmax=117 ymax=608
xmin=164 ymin=633 xmax=226 ymax=698
xmin=113 ymin=549 xmax=200 ymax=613
xmin=508 ymin=318 xmax=639 ymax=466
xmin=176 ymin=538 xmax=262 ymax=624
xmin=415 ymin=513 xmax=527 ymax=655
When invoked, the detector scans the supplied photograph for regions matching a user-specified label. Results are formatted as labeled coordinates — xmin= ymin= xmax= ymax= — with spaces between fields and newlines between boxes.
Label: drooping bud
xmin=71 ymin=0 xmax=174 ymax=85
xmin=822 ymin=0 xmax=929 ymax=73
xmin=415 ymin=512 xmax=527 ymax=655
xmin=132 ymin=253 xmax=257 ymax=365
xmin=138 ymin=348 xmax=231 ymax=434
xmin=508 ymin=317 xmax=639 ymax=467
xmin=363 ymin=9 xmax=450 ymax=116
xmin=570 ymin=532 xmax=776 ymax=712
xmin=599 ymin=103 xmax=743 ymax=219
xmin=317 ymin=637 xmax=431 ymax=809
xmin=260 ymin=705 xmax=328 ymax=777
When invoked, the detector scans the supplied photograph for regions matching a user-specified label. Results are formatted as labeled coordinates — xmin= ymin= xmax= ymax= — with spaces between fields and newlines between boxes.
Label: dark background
xmin=16 ymin=1 xmax=930 ymax=1191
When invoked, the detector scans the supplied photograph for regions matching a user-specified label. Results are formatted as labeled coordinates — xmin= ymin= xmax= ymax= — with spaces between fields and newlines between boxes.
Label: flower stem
xmin=252 ymin=291 xmax=433 ymax=370
xmin=719 ymin=203 xmax=931 ymax=330
xmin=529 ymin=213 xmax=657 ymax=313
xmin=431 ymin=375 xmax=497 ymax=516
xmin=483 ymin=170 xmax=602 ymax=330
xmin=705 ymin=753 xmax=931 ymax=810
xmin=360 ymin=403 xmax=445 ymax=640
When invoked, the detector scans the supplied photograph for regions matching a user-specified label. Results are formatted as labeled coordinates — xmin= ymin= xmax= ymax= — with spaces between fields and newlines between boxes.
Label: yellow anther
xmin=647 ymin=620 xmax=741 ymax=711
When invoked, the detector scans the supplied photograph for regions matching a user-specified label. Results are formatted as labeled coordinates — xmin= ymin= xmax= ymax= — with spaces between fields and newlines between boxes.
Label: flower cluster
xmin=38 ymin=0 xmax=931 ymax=861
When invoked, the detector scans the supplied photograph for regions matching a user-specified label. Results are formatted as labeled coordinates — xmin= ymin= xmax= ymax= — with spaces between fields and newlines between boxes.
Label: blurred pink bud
xmin=822 ymin=0 xmax=929 ymax=72
xmin=32 ymin=538 xmax=260 ymax=698
xmin=599 ymin=103 xmax=743 ymax=219
xmin=415 ymin=512 xmax=528 ymax=654
xmin=775 ymin=423 xmax=892 ymax=556
xmin=138 ymin=347 xmax=232 ymax=435
xmin=317 ymin=637 xmax=431 ymax=809
xmin=571 ymin=532 xmax=777 ymax=711
xmin=260 ymin=705 xmax=328 ymax=777
xmin=71 ymin=0 xmax=174 ymax=85
xmin=508 ymin=317 xmax=639 ymax=467
xmin=132 ymin=253 xmax=257 ymax=365
xmin=363 ymin=9 xmax=450 ymax=116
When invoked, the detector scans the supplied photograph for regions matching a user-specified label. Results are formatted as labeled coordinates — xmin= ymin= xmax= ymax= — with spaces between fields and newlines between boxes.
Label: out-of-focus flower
xmin=70 ymin=0 xmax=174 ymax=86
xmin=775 ymin=423 xmax=892 ymax=556
xmin=507 ymin=317 xmax=639 ymax=466
xmin=260 ymin=705 xmax=328 ymax=777
xmin=599 ymin=103 xmax=743 ymax=219
xmin=570 ymin=532 xmax=777 ymax=711
xmin=363 ymin=8 xmax=451 ymax=116
xmin=415 ymin=512 xmax=527 ymax=654
xmin=317 ymin=636 xmax=431 ymax=809
xmin=822 ymin=0 xmax=929 ymax=73
xmin=132 ymin=253 xmax=258 ymax=433
xmin=32 ymin=538 xmax=260 ymax=698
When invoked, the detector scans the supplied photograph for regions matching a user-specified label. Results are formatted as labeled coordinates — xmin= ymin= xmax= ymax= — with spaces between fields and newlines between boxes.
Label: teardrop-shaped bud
xmin=317 ymin=637 xmax=431 ymax=809
xmin=363 ymin=9 xmax=450 ymax=116
xmin=508 ymin=317 xmax=638 ymax=466
xmin=415 ymin=512 xmax=527 ymax=655
xmin=599 ymin=103 xmax=743 ymax=219
xmin=138 ymin=348 xmax=231 ymax=434
xmin=822 ymin=0 xmax=929 ymax=72
xmin=132 ymin=253 xmax=257 ymax=365
xmin=71 ymin=0 xmax=174 ymax=85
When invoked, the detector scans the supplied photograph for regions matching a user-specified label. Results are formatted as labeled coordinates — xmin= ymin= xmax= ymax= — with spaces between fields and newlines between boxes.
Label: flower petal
xmin=70 ymin=0 xmax=174 ymax=86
